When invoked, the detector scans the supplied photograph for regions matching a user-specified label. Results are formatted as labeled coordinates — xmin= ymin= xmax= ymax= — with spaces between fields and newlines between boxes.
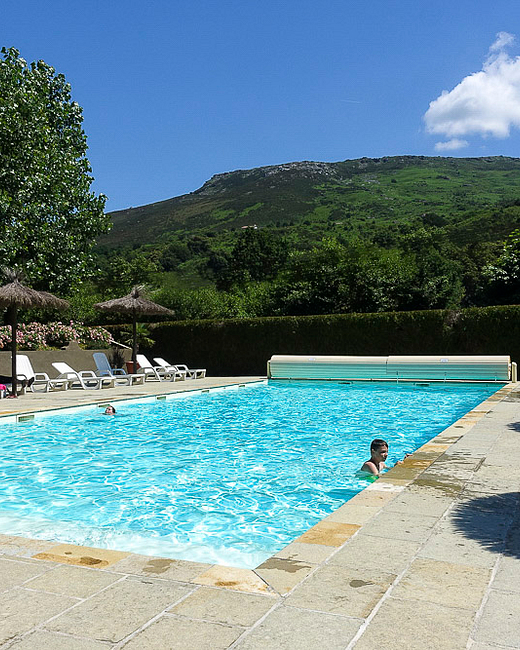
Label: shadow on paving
xmin=451 ymin=492 xmax=520 ymax=559
xmin=507 ymin=421 xmax=520 ymax=432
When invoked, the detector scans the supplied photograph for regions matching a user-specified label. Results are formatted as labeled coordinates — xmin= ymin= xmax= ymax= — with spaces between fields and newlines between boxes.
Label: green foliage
xmin=98 ymin=252 xmax=159 ymax=296
xmin=91 ymin=155 xmax=520 ymax=320
xmin=121 ymin=323 xmax=154 ymax=350
xmin=483 ymin=229 xmax=520 ymax=304
xmin=215 ymin=228 xmax=288 ymax=289
xmin=145 ymin=305 xmax=520 ymax=376
xmin=0 ymin=47 xmax=109 ymax=292
xmin=100 ymin=156 xmax=520 ymax=250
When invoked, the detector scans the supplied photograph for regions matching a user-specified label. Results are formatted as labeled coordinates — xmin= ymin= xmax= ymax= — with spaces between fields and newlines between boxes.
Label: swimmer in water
xmin=104 ymin=405 xmax=116 ymax=415
xmin=360 ymin=438 xmax=389 ymax=477
xmin=360 ymin=439 xmax=412 ymax=477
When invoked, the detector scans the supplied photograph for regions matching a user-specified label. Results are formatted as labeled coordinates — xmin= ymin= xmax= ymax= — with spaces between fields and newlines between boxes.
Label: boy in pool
xmin=360 ymin=438 xmax=389 ymax=476
xmin=360 ymin=438 xmax=411 ymax=476
xmin=104 ymin=405 xmax=116 ymax=415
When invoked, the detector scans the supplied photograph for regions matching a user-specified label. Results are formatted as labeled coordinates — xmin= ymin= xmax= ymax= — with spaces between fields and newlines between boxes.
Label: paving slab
xmin=354 ymin=596 xmax=476 ymax=650
xmin=493 ymin=554 xmax=520 ymax=593
xmin=25 ymin=564 xmax=122 ymax=599
xmin=383 ymin=487 xmax=453 ymax=517
xmin=0 ymin=556 xmax=49 ymax=591
xmin=254 ymin=556 xmax=314 ymax=594
xmin=0 ymin=588 xmax=78 ymax=645
xmin=324 ymin=503 xmax=381 ymax=525
xmin=169 ymin=585 xmax=277 ymax=626
xmin=471 ymin=643 xmax=513 ymax=650
xmin=45 ymin=577 xmax=194 ymax=643
xmin=473 ymin=589 xmax=520 ymax=647
xmin=121 ymin=615 xmax=243 ymax=650
xmin=233 ymin=606 xmax=362 ymax=650
xmin=295 ymin=520 xmax=360 ymax=546
xmin=330 ymin=532 xmax=422 ymax=574
xmin=109 ymin=553 xmax=212 ymax=583
xmin=7 ymin=630 xmax=112 ymax=649
xmin=272 ymin=541 xmax=335 ymax=564
xmin=284 ymin=563 xmax=397 ymax=618
xmin=33 ymin=543 xmax=128 ymax=569
xmin=355 ymin=509 xmax=440 ymax=543
xmin=391 ymin=557 xmax=491 ymax=610
xmin=193 ymin=565 xmax=272 ymax=594
xmin=0 ymin=534 xmax=55 ymax=558
xmin=418 ymin=519 xmax=505 ymax=569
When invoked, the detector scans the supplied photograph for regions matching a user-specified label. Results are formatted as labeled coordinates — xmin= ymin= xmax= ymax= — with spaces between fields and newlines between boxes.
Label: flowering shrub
xmin=0 ymin=321 xmax=112 ymax=350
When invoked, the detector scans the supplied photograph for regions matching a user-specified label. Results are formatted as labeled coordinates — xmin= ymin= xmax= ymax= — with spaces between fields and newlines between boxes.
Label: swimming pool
xmin=0 ymin=380 xmax=500 ymax=568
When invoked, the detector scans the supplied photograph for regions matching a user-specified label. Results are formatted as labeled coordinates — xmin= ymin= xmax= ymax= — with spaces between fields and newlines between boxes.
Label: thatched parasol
xmin=0 ymin=269 xmax=69 ymax=397
xmin=94 ymin=286 xmax=173 ymax=368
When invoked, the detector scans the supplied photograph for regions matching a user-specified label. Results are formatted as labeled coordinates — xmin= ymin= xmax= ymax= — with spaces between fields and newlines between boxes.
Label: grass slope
xmin=100 ymin=156 xmax=520 ymax=248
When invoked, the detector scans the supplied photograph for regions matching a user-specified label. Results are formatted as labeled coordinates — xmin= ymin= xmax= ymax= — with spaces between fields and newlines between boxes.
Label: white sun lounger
xmin=136 ymin=354 xmax=173 ymax=382
xmin=93 ymin=353 xmax=145 ymax=386
xmin=152 ymin=358 xmax=188 ymax=381
xmin=154 ymin=358 xmax=205 ymax=380
xmin=52 ymin=362 xmax=115 ymax=390
xmin=16 ymin=355 xmax=70 ymax=392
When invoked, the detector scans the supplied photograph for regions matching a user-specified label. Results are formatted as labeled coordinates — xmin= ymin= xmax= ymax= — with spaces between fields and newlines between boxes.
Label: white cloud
xmin=489 ymin=31 xmax=515 ymax=54
xmin=434 ymin=139 xmax=469 ymax=151
xmin=424 ymin=32 xmax=520 ymax=141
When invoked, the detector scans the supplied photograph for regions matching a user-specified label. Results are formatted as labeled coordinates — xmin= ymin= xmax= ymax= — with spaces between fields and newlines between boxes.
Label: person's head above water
xmin=104 ymin=405 xmax=116 ymax=415
xmin=370 ymin=438 xmax=388 ymax=460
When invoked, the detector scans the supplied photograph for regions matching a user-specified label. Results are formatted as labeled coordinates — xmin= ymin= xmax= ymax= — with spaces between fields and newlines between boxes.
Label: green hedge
xmin=103 ymin=306 xmax=520 ymax=376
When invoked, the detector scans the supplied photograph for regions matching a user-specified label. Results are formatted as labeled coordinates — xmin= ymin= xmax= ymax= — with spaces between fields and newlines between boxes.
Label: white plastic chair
xmin=17 ymin=355 xmax=70 ymax=392
xmin=154 ymin=357 xmax=206 ymax=379
xmin=52 ymin=362 xmax=114 ymax=390
xmin=152 ymin=358 xmax=187 ymax=381
xmin=136 ymin=354 xmax=173 ymax=381
xmin=93 ymin=353 xmax=145 ymax=386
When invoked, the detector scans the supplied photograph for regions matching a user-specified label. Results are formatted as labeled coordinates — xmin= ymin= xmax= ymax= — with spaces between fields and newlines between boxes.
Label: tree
xmin=483 ymin=229 xmax=520 ymax=304
xmin=0 ymin=47 xmax=109 ymax=293
xmin=99 ymin=252 xmax=159 ymax=296
xmin=216 ymin=229 xmax=288 ymax=289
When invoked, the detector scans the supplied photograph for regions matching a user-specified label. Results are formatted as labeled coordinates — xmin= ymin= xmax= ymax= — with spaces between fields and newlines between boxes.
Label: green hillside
xmin=100 ymin=156 xmax=520 ymax=249
xmin=79 ymin=155 xmax=520 ymax=323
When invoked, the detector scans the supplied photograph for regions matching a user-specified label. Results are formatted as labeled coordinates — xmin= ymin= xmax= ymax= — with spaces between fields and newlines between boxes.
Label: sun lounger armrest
xmin=55 ymin=371 xmax=79 ymax=380
xmin=34 ymin=372 xmax=51 ymax=381
xmin=112 ymin=368 xmax=128 ymax=375
xmin=139 ymin=364 xmax=165 ymax=374
xmin=79 ymin=371 xmax=97 ymax=378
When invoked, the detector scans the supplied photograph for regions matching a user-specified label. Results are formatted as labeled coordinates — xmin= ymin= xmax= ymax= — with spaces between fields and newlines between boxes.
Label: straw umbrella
xmin=94 ymin=286 xmax=174 ymax=369
xmin=0 ymin=269 xmax=69 ymax=397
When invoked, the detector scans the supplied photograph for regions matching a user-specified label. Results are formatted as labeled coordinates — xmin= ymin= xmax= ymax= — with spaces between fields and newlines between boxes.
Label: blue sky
xmin=3 ymin=0 xmax=520 ymax=211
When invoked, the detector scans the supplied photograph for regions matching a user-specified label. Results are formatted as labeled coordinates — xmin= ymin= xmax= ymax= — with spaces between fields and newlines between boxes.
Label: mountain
xmin=99 ymin=156 xmax=520 ymax=248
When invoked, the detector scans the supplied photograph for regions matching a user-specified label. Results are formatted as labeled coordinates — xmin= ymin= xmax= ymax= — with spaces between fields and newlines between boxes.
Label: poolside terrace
xmin=0 ymin=377 xmax=519 ymax=649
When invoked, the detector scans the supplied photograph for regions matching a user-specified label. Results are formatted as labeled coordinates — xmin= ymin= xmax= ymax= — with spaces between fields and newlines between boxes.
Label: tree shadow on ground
xmin=450 ymin=492 xmax=520 ymax=559
xmin=507 ymin=421 xmax=520 ymax=433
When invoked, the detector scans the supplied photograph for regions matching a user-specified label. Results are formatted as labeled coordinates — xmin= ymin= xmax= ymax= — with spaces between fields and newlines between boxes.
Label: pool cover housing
xmin=267 ymin=355 xmax=515 ymax=382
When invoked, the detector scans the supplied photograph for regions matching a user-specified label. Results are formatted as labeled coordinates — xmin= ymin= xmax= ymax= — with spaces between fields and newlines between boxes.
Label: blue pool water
xmin=0 ymin=380 xmax=499 ymax=567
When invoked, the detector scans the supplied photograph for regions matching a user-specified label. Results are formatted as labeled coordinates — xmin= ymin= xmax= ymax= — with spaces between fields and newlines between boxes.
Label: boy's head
xmin=370 ymin=438 xmax=388 ymax=460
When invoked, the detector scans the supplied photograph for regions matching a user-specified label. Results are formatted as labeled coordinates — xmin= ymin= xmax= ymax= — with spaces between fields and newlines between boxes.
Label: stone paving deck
xmin=0 ymin=378 xmax=519 ymax=649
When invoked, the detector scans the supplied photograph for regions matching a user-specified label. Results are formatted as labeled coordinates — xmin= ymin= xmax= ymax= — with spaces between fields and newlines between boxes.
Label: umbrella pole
xmin=10 ymin=305 xmax=18 ymax=398
xmin=132 ymin=314 xmax=137 ymax=368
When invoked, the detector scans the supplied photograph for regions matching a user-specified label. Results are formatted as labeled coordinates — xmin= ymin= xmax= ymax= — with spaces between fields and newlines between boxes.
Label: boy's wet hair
xmin=370 ymin=438 xmax=388 ymax=451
